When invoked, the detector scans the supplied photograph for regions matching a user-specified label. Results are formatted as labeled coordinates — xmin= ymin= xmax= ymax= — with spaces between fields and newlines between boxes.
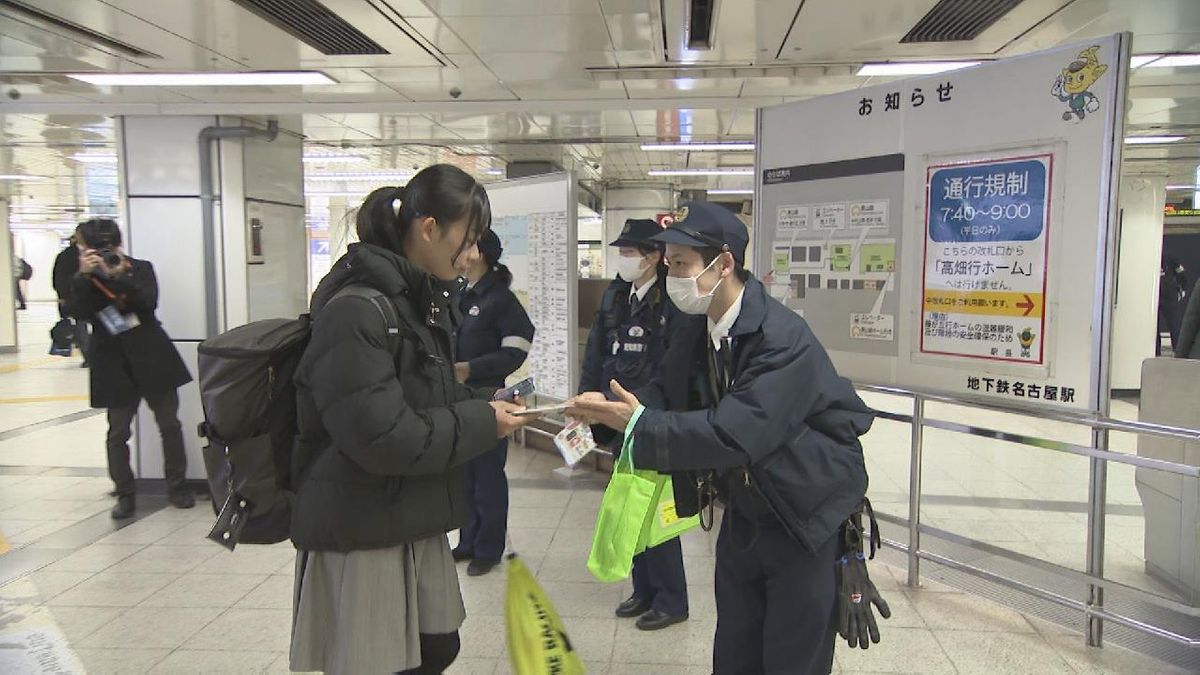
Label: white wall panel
xmin=122 ymin=116 xmax=216 ymax=196
xmin=126 ymin=197 xmax=209 ymax=341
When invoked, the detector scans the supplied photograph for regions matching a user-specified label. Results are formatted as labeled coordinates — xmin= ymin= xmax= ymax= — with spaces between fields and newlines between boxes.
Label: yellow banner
xmin=923 ymin=290 xmax=1043 ymax=318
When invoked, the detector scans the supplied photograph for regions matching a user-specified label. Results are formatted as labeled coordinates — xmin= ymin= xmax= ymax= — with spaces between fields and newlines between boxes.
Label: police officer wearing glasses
xmin=569 ymin=202 xmax=882 ymax=674
xmin=579 ymin=218 xmax=688 ymax=631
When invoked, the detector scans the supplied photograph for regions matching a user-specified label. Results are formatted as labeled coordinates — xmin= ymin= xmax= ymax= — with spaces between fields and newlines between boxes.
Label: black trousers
xmin=713 ymin=511 xmax=839 ymax=675
xmin=458 ymin=438 xmax=508 ymax=561
xmin=632 ymin=536 xmax=689 ymax=616
xmin=106 ymin=390 xmax=187 ymax=497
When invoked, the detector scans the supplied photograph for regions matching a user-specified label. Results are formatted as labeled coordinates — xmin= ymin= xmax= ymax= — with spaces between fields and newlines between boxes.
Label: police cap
xmin=650 ymin=201 xmax=748 ymax=265
xmin=609 ymin=218 xmax=664 ymax=249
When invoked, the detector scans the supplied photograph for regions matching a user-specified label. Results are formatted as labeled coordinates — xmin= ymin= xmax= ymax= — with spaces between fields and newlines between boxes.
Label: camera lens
xmin=100 ymin=249 xmax=122 ymax=267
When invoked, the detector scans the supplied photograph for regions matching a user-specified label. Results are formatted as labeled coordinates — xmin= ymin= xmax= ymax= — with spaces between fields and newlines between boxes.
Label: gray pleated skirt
xmin=289 ymin=534 xmax=467 ymax=674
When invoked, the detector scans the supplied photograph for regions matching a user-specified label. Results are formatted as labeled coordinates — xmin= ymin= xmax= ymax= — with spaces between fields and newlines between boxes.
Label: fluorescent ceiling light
xmin=857 ymin=61 xmax=980 ymax=77
xmin=67 ymin=71 xmax=336 ymax=87
xmin=1124 ymin=135 xmax=1185 ymax=144
xmin=1144 ymin=54 xmax=1200 ymax=68
xmin=1166 ymin=184 xmax=1200 ymax=190
xmin=71 ymin=153 xmax=117 ymax=163
xmin=302 ymin=153 xmax=366 ymax=163
xmin=707 ymin=189 xmax=754 ymax=195
xmin=1131 ymin=55 xmax=1163 ymax=68
xmin=307 ymin=172 xmax=413 ymax=182
xmin=641 ymin=143 xmax=756 ymax=151
xmin=0 ymin=175 xmax=48 ymax=181
xmin=648 ymin=168 xmax=755 ymax=176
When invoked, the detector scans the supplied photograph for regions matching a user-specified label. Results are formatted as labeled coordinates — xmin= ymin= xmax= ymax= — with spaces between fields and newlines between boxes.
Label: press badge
xmin=96 ymin=305 xmax=141 ymax=335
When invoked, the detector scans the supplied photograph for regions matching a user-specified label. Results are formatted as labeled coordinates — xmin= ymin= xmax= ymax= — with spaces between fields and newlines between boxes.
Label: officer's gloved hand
xmin=836 ymin=551 xmax=891 ymax=649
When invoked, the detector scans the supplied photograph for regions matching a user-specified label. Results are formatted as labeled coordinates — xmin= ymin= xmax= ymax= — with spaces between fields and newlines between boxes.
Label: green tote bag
xmin=587 ymin=407 xmax=657 ymax=582
xmin=639 ymin=471 xmax=700 ymax=550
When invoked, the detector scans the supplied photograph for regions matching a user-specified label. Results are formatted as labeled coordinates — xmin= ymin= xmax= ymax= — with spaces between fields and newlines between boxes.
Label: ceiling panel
xmin=604 ymin=13 xmax=657 ymax=52
xmin=483 ymin=51 xmax=618 ymax=82
xmin=391 ymin=81 xmax=517 ymax=101
xmin=403 ymin=17 xmax=473 ymax=55
xmin=773 ymin=0 xmax=1085 ymax=62
xmin=439 ymin=16 xmax=615 ymax=53
xmin=297 ymin=83 xmax=410 ymax=103
xmin=1008 ymin=0 xmax=1200 ymax=56
xmin=423 ymin=0 xmax=604 ymax=17
xmin=623 ymin=78 xmax=745 ymax=100
xmin=4 ymin=0 xmax=247 ymax=70
xmin=507 ymin=80 xmax=630 ymax=101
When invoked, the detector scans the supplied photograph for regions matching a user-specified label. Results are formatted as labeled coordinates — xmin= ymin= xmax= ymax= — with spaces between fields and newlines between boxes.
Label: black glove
xmin=835 ymin=498 xmax=891 ymax=649
xmin=836 ymin=550 xmax=891 ymax=648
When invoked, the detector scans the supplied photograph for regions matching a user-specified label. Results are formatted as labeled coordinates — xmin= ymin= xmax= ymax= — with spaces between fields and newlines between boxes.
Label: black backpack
xmin=197 ymin=286 xmax=398 ymax=550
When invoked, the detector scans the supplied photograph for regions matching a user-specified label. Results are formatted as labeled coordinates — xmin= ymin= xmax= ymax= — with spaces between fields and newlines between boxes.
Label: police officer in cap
xmin=580 ymin=218 xmax=689 ymax=631
xmin=452 ymin=229 xmax=536 ymax=576
xmin=570 ymin=202 xmax=883 ymax=673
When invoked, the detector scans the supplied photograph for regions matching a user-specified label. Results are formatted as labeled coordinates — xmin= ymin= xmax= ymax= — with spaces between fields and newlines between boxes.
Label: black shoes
xmin=451 ymin=547 xmax=473 ymax=562
xmin=168 ymin=491 xmax=196 ymax=509
xmin=467 ymin=559 xmax=500 ymax=577
xmin=635 ymin=609 xmax=688 ymax=631
xmin=615 ymin=596 xmax=652 ymax=618
xmin=111 ymin=496 xmax=136 ymax=520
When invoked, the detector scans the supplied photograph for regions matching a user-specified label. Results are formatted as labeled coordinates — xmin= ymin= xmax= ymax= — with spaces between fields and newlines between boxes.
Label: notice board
xmin=755 ymin=35 xmax=1130 ymax=413
xmin=485 ymin=173 xmax=579 ymax=402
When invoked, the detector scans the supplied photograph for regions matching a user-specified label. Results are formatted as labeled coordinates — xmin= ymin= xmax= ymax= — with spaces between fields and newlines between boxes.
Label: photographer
xmin=68 ymin=218 xmax=195 ymax=519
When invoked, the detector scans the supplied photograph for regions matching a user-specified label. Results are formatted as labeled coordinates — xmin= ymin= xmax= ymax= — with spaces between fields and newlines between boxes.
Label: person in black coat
xmin=570 ymin=202 xmax=877 ymax=675
xmin=289 ymin=167 xmax=533 ymax=675
xmin=53 ymin=229 xmax=90 ymax=364
xmin=1176 ymin=278 xmax=1200 ymax=359
xmin=579 ymin=218 xmax=689 ymax=631
xmin=449 ymin=229 xmax=535 ymax=576
xmin=66 ymin=218 xmax=195 ymax=519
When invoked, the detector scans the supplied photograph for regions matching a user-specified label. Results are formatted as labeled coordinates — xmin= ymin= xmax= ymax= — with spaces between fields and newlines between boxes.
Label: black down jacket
xmin=290 ymin=243 xmax=499 ymax=552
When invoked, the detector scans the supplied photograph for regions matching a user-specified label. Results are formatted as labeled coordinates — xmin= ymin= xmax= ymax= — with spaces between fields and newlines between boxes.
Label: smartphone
xmin=493 ymin=377 xmax=535 ymax=402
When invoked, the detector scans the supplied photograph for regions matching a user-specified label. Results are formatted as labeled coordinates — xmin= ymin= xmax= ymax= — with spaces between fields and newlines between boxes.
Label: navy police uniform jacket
xmin=580 ymin=271 xmax=677 ymax=444
xmin=456 ymin=269 xmax=535 ymax=389
xmin=631 ymin=276 xmax=875 ymax=553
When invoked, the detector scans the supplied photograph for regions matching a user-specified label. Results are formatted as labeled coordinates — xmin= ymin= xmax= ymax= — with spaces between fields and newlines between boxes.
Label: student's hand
xmin=567 ymin=380 xmax=640 ymax=431
xmin=490 ymin=400 xmax=530 ymax=438
xmin=454 ymin=362 xmax=470 ymax=383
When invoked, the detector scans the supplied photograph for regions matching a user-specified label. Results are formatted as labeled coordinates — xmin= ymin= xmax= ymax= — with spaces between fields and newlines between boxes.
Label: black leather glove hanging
xmin=836 ymin=498 xmax=891 ymax=649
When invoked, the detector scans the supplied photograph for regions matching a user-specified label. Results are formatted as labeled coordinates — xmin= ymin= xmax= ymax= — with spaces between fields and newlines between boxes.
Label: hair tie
xmin=391 ymin=198 xmax=402 ymax=216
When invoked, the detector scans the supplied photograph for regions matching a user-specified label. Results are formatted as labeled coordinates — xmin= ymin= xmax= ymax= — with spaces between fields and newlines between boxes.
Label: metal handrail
xmin=857 ymin=382 xmax=1200 ymax=443
xmin=854 ymin=382 xmax=1200 ymax=655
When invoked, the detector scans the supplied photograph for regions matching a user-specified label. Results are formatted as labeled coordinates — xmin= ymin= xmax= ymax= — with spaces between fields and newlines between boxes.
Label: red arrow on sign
xmin=1017 ymin=294 xmax=1035 ymax=317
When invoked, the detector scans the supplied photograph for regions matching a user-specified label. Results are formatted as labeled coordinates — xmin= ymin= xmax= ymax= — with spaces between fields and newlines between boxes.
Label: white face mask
xmin=666 ymin=256 xmax=723 ymax=315
xmin=615 ymin=255 xmax=649 ymax=282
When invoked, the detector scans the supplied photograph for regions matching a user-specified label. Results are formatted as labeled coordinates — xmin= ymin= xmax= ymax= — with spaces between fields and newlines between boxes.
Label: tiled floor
xmin=0 ymin=305 xmax=1191 ymax=674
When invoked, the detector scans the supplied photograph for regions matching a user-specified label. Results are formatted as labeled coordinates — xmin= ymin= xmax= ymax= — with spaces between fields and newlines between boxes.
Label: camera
xmin=99 ymin=249 xmax=123 ymax=268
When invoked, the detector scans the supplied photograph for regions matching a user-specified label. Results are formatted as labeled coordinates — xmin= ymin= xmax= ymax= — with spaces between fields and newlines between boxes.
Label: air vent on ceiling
xmin=687 ymin=0 xmax=717 ymax=50
xmin=0 ymin=0 xmax=160 ymax=58
xmin=900 ymin=0 xmax=1025 ymax=43
xmin=231 ymin=0 xmax=389 ymax=55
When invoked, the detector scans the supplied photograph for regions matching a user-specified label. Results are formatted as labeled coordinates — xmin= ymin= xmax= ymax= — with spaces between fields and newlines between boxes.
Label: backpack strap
xmin=330 ymin=285 xmax=403 ymax=354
